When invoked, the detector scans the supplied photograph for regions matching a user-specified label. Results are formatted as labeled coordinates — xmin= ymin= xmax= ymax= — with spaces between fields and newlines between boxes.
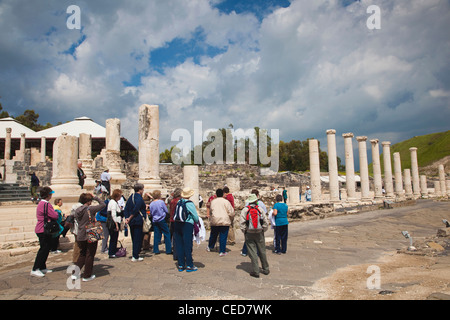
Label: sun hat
xmin=246 ymin=194 xmax=258 ymax=204
xmin=181 ymin=187 xmax=195 ymax=199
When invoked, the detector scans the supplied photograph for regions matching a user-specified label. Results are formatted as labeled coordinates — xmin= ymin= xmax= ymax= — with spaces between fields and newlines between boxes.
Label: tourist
xmin=241 ymin=189 xmax=267 ymax=256
xmin=207 ymin=188 xmax=235 ymax=256
xmin=150 ymin=190 xmax=172 ymax=255
xmin=68 ymin=196 xmax=83 ymax=263
xmin=29 ymin=172 xmax=40 ymax=202
xmin=305 ymin=186 xmax=312 ymax=201
xmin=173 ymin=187 xmax=199 ymax=272
xmin=169 ymin=188 xmax=182 ymax=260
xmin=124 ymin=183 xmax=148 ymax=261
xmin=95 ymin=196 xmax=110 ymax=254
xmin=272 ymin=194 xmax=289 ymax=254
xmin=108 ymin=189 xmax=123 ymax=258
xmin=50 ymin=198 xmax=64 ymax=254
xmin=101 ymin=169 xmax=111 ymax=194
xmin=282 ymin=187 xmax=288 ymax=203
xmin=223 ymin=186 xmax=236 ymax=245
xmin=74 ymin=193 xmax=106 ymax=282
xmin=30 ymin=187 xmax=59 ymax=277
xmin=239 ymin=193 xmax=270 ymax=278
xmin=77 ymin=161 xmax=86 ymax=189
xmin=94 ymin=180 xmax=108 ymax=197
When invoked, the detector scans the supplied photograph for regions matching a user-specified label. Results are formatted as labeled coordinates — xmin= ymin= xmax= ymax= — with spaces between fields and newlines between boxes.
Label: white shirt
xmin=101 ymin=171 xmax=111 ymax=181
xmin=108 ymin=199 xmax=122 ymax=223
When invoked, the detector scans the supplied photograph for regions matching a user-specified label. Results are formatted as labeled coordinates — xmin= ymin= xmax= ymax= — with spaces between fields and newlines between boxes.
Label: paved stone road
xmin=0 ymin=199 xmax=448 ymax=303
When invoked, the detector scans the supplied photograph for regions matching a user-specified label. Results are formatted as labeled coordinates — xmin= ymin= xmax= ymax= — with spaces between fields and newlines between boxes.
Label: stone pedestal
xmin=357 ymin=136 xmax=371 ymax=201
xmin=326 ymin=129 xmax=340 ymax=202
xmin=370 ymin=139 xmax=383 ymax=199
xmin=403 ymin=169 xmax=413 ymax=198
xmin=287 ymin=187 xmax=300 ymax=206
xmin=184 ymin=165 xmax=199 ymax=207
xmin=434 ymin=181 xmax=441 ymax=197
xmin=138 ymin=104 xmax=165 ymax=193
xmin=409 ymin=147 xmax=421 ymax=198
xmin=225 ymin=177 xmax=240 ymax=194
xmin=50 ymin=133 xmax=82 ymax=200
xmin=309 ymin=139 xmax=322 ymax=203
xmin=420 ymin=175 xmax=428 ymax=198
xmin=343 ymin=133 xmax=357 ymax=201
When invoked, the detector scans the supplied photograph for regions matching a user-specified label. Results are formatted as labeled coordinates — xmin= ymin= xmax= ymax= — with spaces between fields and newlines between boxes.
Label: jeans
xmin=274 ymin=224 xmax=288 ymax=253
xmin=130 ymin=225 xmax=143 ymax=259
xmin=109 ymin=227 xmax=119 ymax=256
xmin=100 ymin=221 xmax=110 ymax=253
xmin=173 ymin=222 xmax=194 ymax=268
xmin=208 ymin=226 xmax=229 ymax=253
xmin=153 ymin=220 xmax=172 ymax=254
xmin=32 ymin=233 xmax=52 ymax=271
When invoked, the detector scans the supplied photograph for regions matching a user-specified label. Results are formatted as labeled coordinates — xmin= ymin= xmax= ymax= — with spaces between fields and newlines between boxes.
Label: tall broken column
xmin=393 ymin=152 xmax=403 ymax=198
xmin=105 ymin=118 xmax=127 ymax=190
xmin=420 ymin=175 xmax=428 ymax=198
xmin=438 ymin=165 xmax=447 ymax=197
xmin=183 ymin=165 xmax=199 ymax=207
xmin=409 ymin=147 xmax=421 ymax=198
xmin=370 ymin=139 xmax=383 ymax=199
xmin=326 ymin=129 xmax=340 ymax=202
xmin=16 ymin=133 xmax=26 ymax=161
xmin=50 ymin=133 xmax=81 ymax=200
xmin=357 ymin=136 xmax=371 ymax=201
xmin=40 ymin=136 xmax=46 ymax=163
xmin=138 ymin=104 xmax=165 ymax=193
xmin=4 ymin=128 xmax=11 ymax=160
xmin=309 ymin=139 xmax=322 ymax=203
xmin=79 ymin=133 xmax=95 ymax=191
xmin=343 ymin=133 xmax=357 ymax=201
xmin=382 ymin=141 xmax=394 ymax=199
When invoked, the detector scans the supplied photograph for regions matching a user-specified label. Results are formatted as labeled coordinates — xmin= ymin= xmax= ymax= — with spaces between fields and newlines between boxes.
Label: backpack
xmin=246 ymin=205 xmax=263 ymax=232
xmin=174 ymin=199 xmax=193 ymax=222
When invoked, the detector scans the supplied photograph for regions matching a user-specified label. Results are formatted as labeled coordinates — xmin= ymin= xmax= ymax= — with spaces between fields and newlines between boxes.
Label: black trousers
xmin=32 ymin=233 xmax=52 ymax=271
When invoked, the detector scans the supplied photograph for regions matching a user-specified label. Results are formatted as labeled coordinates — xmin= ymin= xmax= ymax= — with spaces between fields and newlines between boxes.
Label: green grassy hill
xmin=369 ymin=130 xmax=450 ymax=175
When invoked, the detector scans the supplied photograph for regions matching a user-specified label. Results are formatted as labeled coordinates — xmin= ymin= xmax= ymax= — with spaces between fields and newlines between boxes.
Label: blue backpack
xmin=174 ymin=199 xmax=193 ymax=222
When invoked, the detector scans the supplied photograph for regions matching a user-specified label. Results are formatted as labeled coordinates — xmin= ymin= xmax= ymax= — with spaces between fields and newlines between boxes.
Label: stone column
xmin=326 ymin=129 xmax=340 ymax=202
xmin=105 ymin=118 xmax=126 ymax=190
xmin=420 ymin=175 xmax=428 ymax=198
xmin=343 ymin=133 xmax=356 ymax=201
xmin=393 ymin=152 xmax=403 ymax=198
xmin=409 ymin=147 xmax=421 ymax=198
xmin=438 ymin=165 xmax=447 ymax=197
xmin=138 ymin=104 xmax=165 ymax=193
xmin=40 ymin=136 xmax=46 ymax=163
xmin=434 ymin=181 xmax=441 ymax=197
xmin=357 ymin=136 xmax=371 ymax=201
xmin=287 ymin=186 xmax=300 ymax=206
xmin=79 ymin=133 xmax=95 ymax=191
xmin=403 ymin=169 xmax=413 ymax=198
xmin=183 ymin=165 xmax=199 ymax=207
xmin=382 ymin=141 xmax=394 ymax=199
xmin=370 ymin=139 xmax=383 ymax=199
xmin=4 ymin=128 xmax=11 ymax=160
xmin=309 ymin=139 xmax=321 ymax=203
xmin=50 ymin=133 xmax=81 ymax=200
xmin=16 ymin=133 xmax=26 ymax=161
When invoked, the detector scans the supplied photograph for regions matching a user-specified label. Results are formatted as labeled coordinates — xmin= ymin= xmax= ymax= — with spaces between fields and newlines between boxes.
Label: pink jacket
xmin=35 ymin=200 xmax=59 ymax=234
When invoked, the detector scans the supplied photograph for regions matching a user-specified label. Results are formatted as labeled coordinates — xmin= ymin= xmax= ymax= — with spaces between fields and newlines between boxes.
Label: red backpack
xmin=246 ymin=205 xmax=263 ymax=232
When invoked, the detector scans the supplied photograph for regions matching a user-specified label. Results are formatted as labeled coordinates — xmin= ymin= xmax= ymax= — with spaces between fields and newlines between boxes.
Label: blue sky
xmin=0 ymin=0 xmax=449 ymax=168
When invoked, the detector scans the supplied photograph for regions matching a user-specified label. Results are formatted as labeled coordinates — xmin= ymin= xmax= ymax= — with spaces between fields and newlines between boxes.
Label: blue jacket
xmin=124 ymin=193 xmax=147 ymax=226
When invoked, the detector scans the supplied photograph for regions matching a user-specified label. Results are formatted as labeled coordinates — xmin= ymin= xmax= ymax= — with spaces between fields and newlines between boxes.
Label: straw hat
xmin=246 ymin=194 xmax=258 ymax=204
xmin=181 ymin=187 xmax=195 ymax=199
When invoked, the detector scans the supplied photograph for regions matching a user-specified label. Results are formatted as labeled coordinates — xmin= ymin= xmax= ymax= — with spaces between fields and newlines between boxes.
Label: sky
xmin=1 ymin=0 xmax=449 ymax=168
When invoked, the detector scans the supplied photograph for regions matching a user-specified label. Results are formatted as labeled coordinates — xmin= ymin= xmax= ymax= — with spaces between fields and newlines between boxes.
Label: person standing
xmin=239 ymin=193 xmax=270 ymax=278
xmin=272 ymin=194 xmax=289 ymax=254
xmin=124 ymin=183 xmax=148 ymax=261
xmin=207 ymin=188 xmax=234 ymax=256
xmin=305 ymin=186 xmax=312 ymax=202
xmin=30 ymin=187 xmax=59 ymax=277
xmin=77 ymin=161 xmax=86 ymax=189
xmin=30 ymin=172 xmax=40 ymax=202
xmin=101 ymin=169 xmax=111 ymax=194
xmin=282 ymin=187 xmax=288 ymax=203
xmin=108 ymin=189 xmax=123 ymax=258
xmin=223 ymin=186 xmax=236 ymax=245
xmin=74 ymin=193 xmax=106 ymax=282
xmin=150 ymin=190 xmax=172 ymax=255
xmin=50 ymin=198 xmax=64 ymax=254
xmin=173 ymin=188 xmax=199 ymax=272
xmin=169 ymin=188 xmax=182 ymax=261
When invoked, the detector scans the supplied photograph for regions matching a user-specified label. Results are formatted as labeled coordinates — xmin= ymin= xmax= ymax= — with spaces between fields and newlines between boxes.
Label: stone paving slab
xmin=0 ymin=199 xmax=448 ymax=305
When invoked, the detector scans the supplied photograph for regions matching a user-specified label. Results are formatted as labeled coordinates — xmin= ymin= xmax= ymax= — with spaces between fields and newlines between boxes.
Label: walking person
xmin=29 ymin=172 xmax=40 ymax=202
xmin=239 ymin=193 xmax=270 ymax=278
xmin=173 ymin=188 xmax=199 ymax=272
xmin=272 ymin=194 xmax=289 ymax=254
xmin=207 ymin=188 xmax=234 ymax=256
xmin=74 ymin=193 xmax=106 ymax=282
xmin=108 ymin=189 xmax=123 ymax=258
xmin=150 ymin=190 xmax=172 ymax=255
xmin=30 ymin=187 xmax=59 ymax=277
xmin=241 ymin=189 xmax=267 ymax=256
xmin=124 ymin=183 xmax=148 ymax=261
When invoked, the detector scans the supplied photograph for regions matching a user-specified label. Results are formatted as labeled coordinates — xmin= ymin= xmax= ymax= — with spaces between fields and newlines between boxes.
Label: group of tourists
xmin=30 ymin=183 xmax=291 ymax=280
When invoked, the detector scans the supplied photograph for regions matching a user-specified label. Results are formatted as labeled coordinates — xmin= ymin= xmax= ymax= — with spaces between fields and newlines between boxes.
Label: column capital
xmin=370 ymin=139 xmax=379 ymax=145
xmin=409 ymin=147 xmax=418 ymax=152
xmin=6 ymin=127 xmax=11 ymax=134
xmin=356 ymin=136 xmax=367 ymax=142
xmin=342 ymin=132 xmax=354 ymax=138
xmin=20 ymin=133 xmax=26 ymax=138
xmin=381 ymin=141 xmax=391 ymax=146
xmin=326 ymin=129 xmax=336 ymax=135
